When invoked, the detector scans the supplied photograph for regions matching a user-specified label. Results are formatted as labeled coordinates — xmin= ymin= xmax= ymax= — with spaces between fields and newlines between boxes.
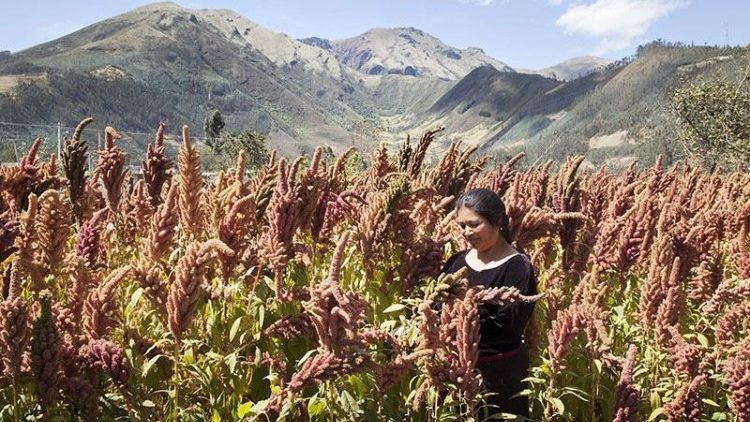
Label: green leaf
xmin=183 ymin=347 xmax=195 ymax=365
xmin=560 ymin=388 xmax=590 ymax=402
xmin=650 ymin=391 xmax=662 ymax=409
xmin=226 ymin=353 xmax=237 ymax=373
xmin=263 ymin=275 xmax=274 ymax=290
xmin=551 ymin=398 xmax=564 ymax=414
xmin=258 ymin=304 xmax=265 ymax=329
xmin=297 ymin=349 xmax=317 ymax=368
xmin=593 ymin=359 xmax=602 ymax=374
xmin=540 ymin=363 xmax=552 ymax=376
xmin=237 ymin=401 xmax=253 ymax=418
xmin=516 ymin=388 xmax=533 ymax=397
xmin=383 ymin=303 xmax=407 ymax=313
xmin=561 ymin=386 xmax=588 ymax=395
xmin=254 ymin=346 xmax=262 ymax=365
xmin=710 ymin=411 xmax=728 ymax=421
xmin=381 ymin=320 xmax=398 ymax=331
xmin=206 ymin=308 xmax=216 ymax=332
xmin=347 ymin=374 xmax=369 ymax=395
xmin=212 ymin=409 xmax=221 ymax=422
xmin=702 ymin=398 xmax=720 ymax=408
xmin=340 ymin=390 xmax=361 ymax=413
xmin=142 ymin=355 xmax=162 ymax=377
xmin=648 ymin=407 xmax=664 ymax=421
xmin=126 ymin=288 xmax=144 ymax=315
xmin=307 ymin=397 xmax=326 ymax=416
xmin=696 ymin=333 xmax=710 ymax=348
xmin=644 ymin=348 xmax=653 ymax=360
xmin=206 ymin=352 xmax=223 ymax=362
xmin=613 ymin=305 xmax=624 ymax=318
xmin=230 ymin=317 xmax=243 ymax=343
xmin=634 ymin=367 xmax=649 ymax=378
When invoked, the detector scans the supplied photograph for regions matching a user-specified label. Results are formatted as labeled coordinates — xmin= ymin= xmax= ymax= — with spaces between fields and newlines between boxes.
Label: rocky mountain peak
xmin=537 ymin=56 xmax=612 ymax=81
xmin=330 ymin=27 xmax=513 ymax=80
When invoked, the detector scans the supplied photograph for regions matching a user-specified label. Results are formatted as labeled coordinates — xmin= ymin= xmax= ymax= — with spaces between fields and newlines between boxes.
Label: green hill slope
xmin=0 ymin=2 xmax=373 ymax=155
xmin=0 ymin=3 xmax=746 ymax=168
xmin=411 ymin=41 xmax=747 ymax=168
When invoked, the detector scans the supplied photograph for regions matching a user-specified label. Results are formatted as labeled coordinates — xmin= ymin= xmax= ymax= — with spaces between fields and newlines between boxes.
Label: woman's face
xmin=456 ymin=207 xmax=501 ymax=252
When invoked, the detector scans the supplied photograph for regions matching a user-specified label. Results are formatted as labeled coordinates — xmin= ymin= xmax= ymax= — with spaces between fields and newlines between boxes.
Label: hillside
xmin=325 ymin=27 xmax=513 ymax=80
xmin=0 ymin=3 xmax=747 ymax=168
xmin=400 ymin=42 xmax=747 ymax=168
xmin=536 ymin=56 xmax=612 ymax=81
xmin=0 ymin=2 xmax=374 ymax=155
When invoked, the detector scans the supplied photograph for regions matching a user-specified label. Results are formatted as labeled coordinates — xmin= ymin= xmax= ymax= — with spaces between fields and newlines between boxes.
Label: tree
xmin=226 ymin=131 xmax=269 ymax=170
xmin=203 ymin=109 xmax=225 ymax=152
xmin=672 ymin=50 xmax=750 ymax=168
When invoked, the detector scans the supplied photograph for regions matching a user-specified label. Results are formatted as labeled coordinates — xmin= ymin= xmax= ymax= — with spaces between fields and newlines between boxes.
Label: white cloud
xmin=459 ymin=0 xmax=494 ymax=6
xmin=556 ymin=0 xmax=689 ymax=54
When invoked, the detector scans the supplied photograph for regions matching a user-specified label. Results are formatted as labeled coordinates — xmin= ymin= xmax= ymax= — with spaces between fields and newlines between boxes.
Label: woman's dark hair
xmin=455 ymin=188 xmax=512 ymax=243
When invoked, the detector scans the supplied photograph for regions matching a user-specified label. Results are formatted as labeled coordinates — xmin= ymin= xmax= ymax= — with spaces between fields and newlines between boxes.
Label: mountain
xmin=299 ymin=37 xmax=333 ymax=51
xmin=2 ymin=3 xmax=514 ymax=158
xmin=0 ymin=3 xmax=746 ymax=168
xmin=536 ymin=56 xmax=612 ymax=81
xmin=0 ymin=2 xmax=376 ymax=156
xmin=327 ymin=27 xmax=513 ymax=80
xmin=407 ymin=41 xmax=746 ymax=167
xmin=386 ymin=64 xmax=613 ymax=158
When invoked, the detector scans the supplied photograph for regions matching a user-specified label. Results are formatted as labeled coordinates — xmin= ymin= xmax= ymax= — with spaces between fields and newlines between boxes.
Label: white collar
xmin=465 ymin=250 xmax=520 ymax=272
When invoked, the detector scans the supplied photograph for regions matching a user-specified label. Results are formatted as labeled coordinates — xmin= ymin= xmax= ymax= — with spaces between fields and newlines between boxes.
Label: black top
xmin=441 ymin=251 xmax=537 ymax=355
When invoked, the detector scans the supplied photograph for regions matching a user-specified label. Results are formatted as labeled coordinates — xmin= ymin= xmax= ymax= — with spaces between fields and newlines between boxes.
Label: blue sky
xmin=2 ymin=0 xmax=749 ymax=69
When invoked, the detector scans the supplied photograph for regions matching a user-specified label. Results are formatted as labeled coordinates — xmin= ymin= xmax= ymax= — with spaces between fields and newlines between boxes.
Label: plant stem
xmin=545 ymin=372 xmax=557 ymax=419
xmin=649 ymin=334 xmax=660 ymax=393
xmin=11 ymin=375 xmax=20 ymax=422
xmin=590 ymin=357 xmax=598 ymax=422
xmin=173 ymin=340 xmax=180 ymax=422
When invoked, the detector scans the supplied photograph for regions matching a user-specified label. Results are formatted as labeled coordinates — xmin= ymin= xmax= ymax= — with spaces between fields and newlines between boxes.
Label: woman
xmin=441 ymin=188 xmax=537 ymax=419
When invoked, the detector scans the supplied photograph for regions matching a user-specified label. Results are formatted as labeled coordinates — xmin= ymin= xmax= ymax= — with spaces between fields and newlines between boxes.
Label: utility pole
xmin=726 ymin=23 xmax=729 ymax=47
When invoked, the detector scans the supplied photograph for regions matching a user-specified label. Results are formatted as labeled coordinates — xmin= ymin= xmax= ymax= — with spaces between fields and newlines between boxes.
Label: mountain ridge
xmin=327 ymin=27 xmax=514 ymax=80
xmin=0 ymin=3 xmax=744 ymax=168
